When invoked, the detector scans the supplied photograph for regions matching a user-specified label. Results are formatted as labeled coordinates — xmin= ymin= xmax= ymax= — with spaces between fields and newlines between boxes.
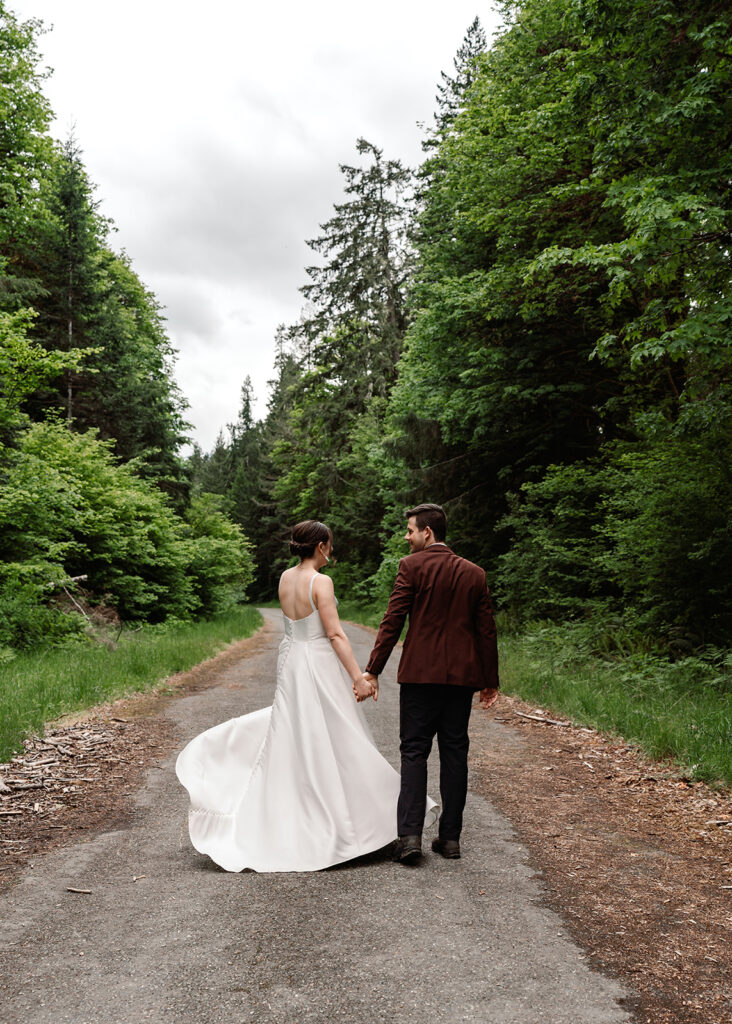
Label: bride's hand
xmin=363 ymin=671 xmax=378 ymax=702
xmin=352 ymin=675 xmax=374 ymax=702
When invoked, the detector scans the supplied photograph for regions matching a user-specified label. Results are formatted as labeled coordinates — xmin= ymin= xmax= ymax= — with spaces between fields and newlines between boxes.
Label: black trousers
xmin=397 ymin=683 xmax=475 ymax=841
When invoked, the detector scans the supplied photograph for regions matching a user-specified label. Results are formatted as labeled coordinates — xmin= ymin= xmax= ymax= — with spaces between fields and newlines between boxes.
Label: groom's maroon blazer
xmin=365 ymin=544 xmax=499 ymax=690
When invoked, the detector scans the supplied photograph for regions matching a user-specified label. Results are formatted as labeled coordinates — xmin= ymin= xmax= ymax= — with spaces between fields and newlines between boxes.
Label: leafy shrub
xmin=0 ymin=421 xmax=195 ymax=623
xmin=0 ymin=423 xmax=256 ymax=648
xmin=182 ymin=492 xmax=255 ymax=615
xmin=495 ymin=400 xmax=732 ymax=647
xmin=0 ymin=563 xmax=85 ymax=650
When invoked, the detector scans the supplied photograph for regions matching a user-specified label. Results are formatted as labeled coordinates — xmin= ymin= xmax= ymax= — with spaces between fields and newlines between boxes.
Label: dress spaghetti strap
xmin=308 ymin=573 xmax=318 ymax=612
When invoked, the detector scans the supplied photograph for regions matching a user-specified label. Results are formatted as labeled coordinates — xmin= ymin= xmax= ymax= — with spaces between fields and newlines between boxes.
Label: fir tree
xmin=294 ymin=138 xmax=412 ymax=397
xmin=423 ymin=17 xmax=487 ymax=149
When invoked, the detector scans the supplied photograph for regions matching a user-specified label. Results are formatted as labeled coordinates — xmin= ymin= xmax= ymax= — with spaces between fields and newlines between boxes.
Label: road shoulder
xmin=470 ymin=692 xmax=732 ymax=1024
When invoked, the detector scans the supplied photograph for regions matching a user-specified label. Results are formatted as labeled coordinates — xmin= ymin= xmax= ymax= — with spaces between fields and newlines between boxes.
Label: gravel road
xmin=0 ymin=610 xmax=631 ymax=1024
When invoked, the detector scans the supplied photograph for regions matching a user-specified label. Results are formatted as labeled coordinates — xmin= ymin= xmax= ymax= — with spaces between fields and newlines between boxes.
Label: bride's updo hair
xmin=289 ymin=520 xmax=333 ymax=559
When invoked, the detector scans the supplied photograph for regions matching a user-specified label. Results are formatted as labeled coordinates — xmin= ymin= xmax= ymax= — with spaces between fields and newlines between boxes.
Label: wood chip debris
xmin=0 ymin=721 xmax=127 ymax=845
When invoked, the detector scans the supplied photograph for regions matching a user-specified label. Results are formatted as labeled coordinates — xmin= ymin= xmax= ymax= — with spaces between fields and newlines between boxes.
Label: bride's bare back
xmin=278 ymin=565 xmax=324 ymax=621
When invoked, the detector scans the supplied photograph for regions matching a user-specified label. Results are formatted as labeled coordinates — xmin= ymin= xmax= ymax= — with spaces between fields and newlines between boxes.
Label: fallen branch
xmin=65 ymin=887 xmax=92 ymax=894
xmin=62 ymin=586 xmax=91 ymax=622
xmin=514 ymin=711 xmax=571 ymax=727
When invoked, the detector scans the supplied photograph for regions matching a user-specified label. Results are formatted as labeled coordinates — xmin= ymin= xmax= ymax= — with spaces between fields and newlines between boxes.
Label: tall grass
xmin=341 ymin=603 xmax=732 ymax=787
xmin=499 ymin=621 xmax=732 ymax=786
xmin=0 ymin=606 xmax=262 ymax=763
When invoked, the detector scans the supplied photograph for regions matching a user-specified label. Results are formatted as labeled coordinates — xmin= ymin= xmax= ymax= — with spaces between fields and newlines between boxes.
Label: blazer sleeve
xmin=476 ymin=581 xmax=500 ymax=689
xmin=365 ymin=559 xmax=414 ymax=677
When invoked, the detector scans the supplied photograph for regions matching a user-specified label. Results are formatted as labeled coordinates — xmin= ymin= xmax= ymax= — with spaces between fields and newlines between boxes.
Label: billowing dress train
xmin=175 ymin=577 xmax=437 ymax=872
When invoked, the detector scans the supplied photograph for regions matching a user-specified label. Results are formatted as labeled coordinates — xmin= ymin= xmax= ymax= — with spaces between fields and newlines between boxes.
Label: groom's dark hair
xmin=406 ymin=503 xmax=447 ymax=542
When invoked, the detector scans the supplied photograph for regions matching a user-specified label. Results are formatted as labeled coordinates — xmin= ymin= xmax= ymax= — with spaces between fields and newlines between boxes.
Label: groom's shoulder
xmin=443 ymin=549 xmax=488 ymax=583
xmin=458 ymin=552 xmax=486 ymax=573
xmin=406 ymin=546 xmax=467 ymax=571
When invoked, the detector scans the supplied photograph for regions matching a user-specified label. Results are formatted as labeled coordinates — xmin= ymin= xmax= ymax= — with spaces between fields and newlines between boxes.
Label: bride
xmin=176 ymin=519 xmax=436 ymax=872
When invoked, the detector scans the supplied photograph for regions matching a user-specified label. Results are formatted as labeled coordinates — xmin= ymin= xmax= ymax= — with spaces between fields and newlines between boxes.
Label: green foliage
xmin=496 ymin=461 xmax=612 ymax=619
xmin=0 ymin=422 xmax=255 ymax=646
xmin=182 ymin=492 xmax=255 ymax=614
xmin=498 ymin=399 xmax=732 ymax=644
xmin=0 ymin=2 xmax=53 ymax=272
xmin=598 ymin=406 xmax=732 ymax=644
xmin=0 ymin=562 xmax=84 ymax=651
xmin=0 ymin=307 xmax=84 ymax=441
xmin=0 ymin=421 xmax=193 ymax=621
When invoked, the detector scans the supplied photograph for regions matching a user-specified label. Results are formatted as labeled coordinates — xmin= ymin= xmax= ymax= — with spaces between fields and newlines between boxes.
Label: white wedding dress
xmin=176 ymin=576 xmax=437 ymax=872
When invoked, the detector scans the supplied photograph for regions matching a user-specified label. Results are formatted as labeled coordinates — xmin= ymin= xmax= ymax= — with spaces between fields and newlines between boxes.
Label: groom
xmin=360 ymin=503 xmax=499 ymax=864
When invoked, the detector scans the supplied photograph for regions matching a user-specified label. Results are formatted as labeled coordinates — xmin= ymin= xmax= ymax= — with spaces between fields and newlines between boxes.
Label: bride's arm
xmin=314 ymin=575 xmax=372 ymax=697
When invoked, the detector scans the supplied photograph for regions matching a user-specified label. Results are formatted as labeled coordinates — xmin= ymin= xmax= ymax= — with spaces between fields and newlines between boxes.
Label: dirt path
xmin=469 ymin=695 xmax=732 ymax=1024
xmin=0 ymin=611 xmax=634 ymax=1024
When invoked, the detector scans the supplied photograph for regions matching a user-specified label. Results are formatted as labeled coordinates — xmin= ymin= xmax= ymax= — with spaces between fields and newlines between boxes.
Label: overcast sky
xmin=12 ymin=0 xmax=501 ymax=450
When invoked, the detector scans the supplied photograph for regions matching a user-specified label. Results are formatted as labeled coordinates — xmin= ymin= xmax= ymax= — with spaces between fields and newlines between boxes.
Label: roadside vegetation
xmin=0 ymin=3 xmax=259 ymax=761
xmin=498 ymin=618 xmax=732 ymax=787
xmin=0 ymin=607 xmax=262 ymax=763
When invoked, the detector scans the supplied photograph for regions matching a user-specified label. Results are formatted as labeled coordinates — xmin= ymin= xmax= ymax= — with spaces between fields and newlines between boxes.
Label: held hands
xmin=353 ymin=671 xmax=379 ymax=703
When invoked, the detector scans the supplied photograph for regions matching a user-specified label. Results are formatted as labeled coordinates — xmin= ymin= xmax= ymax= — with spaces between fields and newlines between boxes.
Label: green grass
xmin=499 ymin=621 xmax=732 ymax=787
xmin=0 ymin=606 xmax=262 ymax=763
xmin=340 ymin=603 xmax=732 ymax=787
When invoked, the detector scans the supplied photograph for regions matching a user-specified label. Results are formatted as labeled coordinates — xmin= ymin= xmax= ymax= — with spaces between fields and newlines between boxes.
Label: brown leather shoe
xmin=392 ymin=835 xmax=423 ymax=864
xmin=431 ymin=837 xmax=461 ymax=859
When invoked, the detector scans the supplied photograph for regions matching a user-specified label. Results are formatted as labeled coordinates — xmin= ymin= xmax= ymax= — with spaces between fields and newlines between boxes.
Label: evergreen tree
xmin=16 ymin=136 xmax=190 ymax=489
xmin=23 ymin=134 xmax=106 ymax=424
xmin=86 ymin=250 xmax=190 ymax=502
xmin=423 ymin=17 xmax=487 ymax=148
xmin=228 ymin=376 xmax=265 ymax=527
xmin=294 ymin=138 xmax=412 ymax=394
xmin=249 ymin=339 xmax=303 ymax=597
xmin=273 ymin=141 xmax=413 ymax=590
xmin=193 ymin=430 xmax=232 ymax=496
